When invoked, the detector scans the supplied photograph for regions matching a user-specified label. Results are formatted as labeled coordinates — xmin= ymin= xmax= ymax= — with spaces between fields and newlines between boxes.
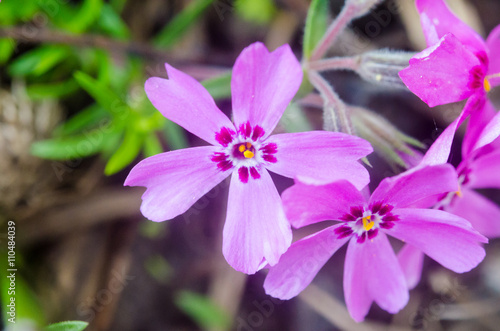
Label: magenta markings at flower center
xmin=211 ymin=121 xmax=278 ymax=183
xmin=335 ymin=202 xmax=399 ymax=243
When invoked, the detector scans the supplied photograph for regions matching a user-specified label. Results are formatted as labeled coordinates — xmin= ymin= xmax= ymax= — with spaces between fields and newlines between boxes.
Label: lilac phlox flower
xmin=264 ymin=165 xmax=487 ymax=322
xmin=424 ymin=101 xmax=500 ymax=239
xmin=124 ymin=42 xmax=373 ymax=274
xmin=399 ymin=0 xmax=500 ymax=114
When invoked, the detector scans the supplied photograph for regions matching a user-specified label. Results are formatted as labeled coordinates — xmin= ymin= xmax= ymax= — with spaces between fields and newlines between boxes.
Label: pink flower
xmin=264 ymin=165 xmax=487 ymax=322
xmin=427 ymin=101 xmax=500 ymax=238
xmin=125 ymin=42 xmax=372 ymax=274
xmin=399 ymin=0 xmax=500 ymax=109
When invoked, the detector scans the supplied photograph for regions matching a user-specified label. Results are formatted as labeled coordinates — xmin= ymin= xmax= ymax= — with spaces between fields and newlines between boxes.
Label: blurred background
xmin=1 ymin=0 xmax=500 ymax=330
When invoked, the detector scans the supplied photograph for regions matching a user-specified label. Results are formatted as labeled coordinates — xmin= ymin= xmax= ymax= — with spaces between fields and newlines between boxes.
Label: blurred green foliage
xmin=303 ymin=0 xmax=330 ymax=59
xmin=0 ymin=0 xmax=236 ymax=175
xmin=235 ymin=0 xmax=277 ymax=25
xmin=44 ymin=321 xmax=88 ymax=331
xmin=175 ymin=291 xmax=231 ymax=330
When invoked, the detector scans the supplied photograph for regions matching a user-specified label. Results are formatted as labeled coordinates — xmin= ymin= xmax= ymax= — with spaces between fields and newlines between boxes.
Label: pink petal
xmin=264 ymin=225 xmax=350 ymax=300
xmin=125 ymin=146 xmax=230 ymax=222
xmin=145 ymin=64 xmax=235 ymax=146
xmin=446 ymin=188 xmax=500 ymax=238
xmin=472 ymin=110 xmax=500 ymax=152
xmin=422 ymin=95 xmax=486 ymax=166
xmin=281 ymin=180 xmax=366 ymax=229
xmin=265 ymin=131 xmax=372 ymax=188
xmin=344 ymin=233 xmax=408 ymax=322
xmin=223 ymin=168 xmax=292 ymax=274
xmin=468 ymin=151 xmax=500 ymax=189
xmin=399 ymin=34 xmax=482 ymax=107
xmin=462 ymin=99 xmax=497 ymax=158
xmin=370 ymin=164 xmax=458 ymax=208
xmin=397 ymin=244 xmax=424 ymax=290
xmin=387 ymin=208 xmax=487 ymax=273
xmin=487 ymin=24 xmax=500 ymax=78
xmin=231 ymin=42 xmax=303 ymax=138
xmin=416 ymin=0 xmax=486 ymax=53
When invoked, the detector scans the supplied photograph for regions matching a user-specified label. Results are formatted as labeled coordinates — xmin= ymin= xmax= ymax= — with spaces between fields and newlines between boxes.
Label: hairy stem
xmin=308 ymin=55 xmax=361 ymax=72
xmin=308 ymin=70 xmax=353 ymax=135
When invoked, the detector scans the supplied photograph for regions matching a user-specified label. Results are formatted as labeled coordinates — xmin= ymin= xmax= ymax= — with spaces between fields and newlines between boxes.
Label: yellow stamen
xmin=246 ymin=142 xmax=252 ymax=149
xmin=238 ymin=145 xmax=246 ymax=152
xmin=484 ymin=78 xmax=491 ymax=92
xmin=362 ymin=215 xmax=374 ymax=231
xmin=243 ymin=150 xmax=254 ymax=159
xmin=456 ymin=189 xmax=463 ymax=198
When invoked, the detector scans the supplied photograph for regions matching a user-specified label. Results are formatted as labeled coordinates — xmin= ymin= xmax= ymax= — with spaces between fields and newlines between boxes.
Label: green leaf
xmin=303 ymin=0 xmax=330 ymax=59
xmin=62 ymin=0 xmax=103 ymax=33
xmin=164 ymin=119 xmax=187 ymax=150
xmin=201 ymin=71 xmax=232 ymax=100
xmin=143 ymin=133 xmax=164 ymax=157
xmin=97 ymin=4 xmax=130 ymax=39
xmin=0 ymin=0 xmax=37 ymax=22
xmin=74 ymin=71 xmax=131 ymax=120
xmin=104 ymin=129 xmax=143 ymax=175
xmin=45 ymin=321 xmax=88 ymax=331
xmin=0 ymin=38 xmax=16 ymax=65
xmin=54 ymin=104 xmax=109 ymax=136
xmin=234 ymin=0 xmax=277 ymax=25
xmin=26 ymin=79 xmax=79 ymax=100
xmin=175 ymin=291 xmax=231 ymax=330
xmin=31 ymin=128 xmax=117 ymax=160
xmin=9 ymin=45 xmax=71 ymax=77
xmin=153 ymin=0 xmax=215 ymax=48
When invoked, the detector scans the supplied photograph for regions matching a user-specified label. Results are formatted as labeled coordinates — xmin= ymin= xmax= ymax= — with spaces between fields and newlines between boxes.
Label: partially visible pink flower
xmin=264 ymin=165 xmax=487 ymax=322
xmin=399 ymin=0 xmax=500 ymax=109
xmin=427 ymin=101 xmax=500 ymax=238
xmin=125 ymin=42 xmax=372 ymax=274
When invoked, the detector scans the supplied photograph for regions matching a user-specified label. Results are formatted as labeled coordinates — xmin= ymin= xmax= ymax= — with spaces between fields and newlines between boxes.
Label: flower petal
xmin=397 ymin=244 xmax=424 ymax=290
xmin=468 ymin=151 xmax=500 ymax=189
xmin=370 ymin=164 xmax=458 ymax=208
xmin=145 ymin=64 xmax=235 ymax=145
xmin=416 ymin=0 xmax=486 ymax=53
xmin=265 ymin=131 xmax=372 ymax=188
xmin=231 ymin=42 xmax=303 ymax=138
xmin=462 ymin=99 xmax=497 ymax=158
xmin=388 ymin=208 xmax=487 ymax=273
xmin=446 ymin=188 xmax=500 ymax=238
xmin=472 ymin=110 xmax=500 ymax=152
xmin=264 ymin=224 xmax=350 ymax=300
xmin=282 ymin=180 xmax=366 ymax=228
xmin=399 ymin=34 xmax=482 ymax=107
xmin=344 ymin=233 xmax=408 ymax=322
xmin=223 ymin=168 xmax=292 ymax=274
xmin=124 ymin=146 xmax=230 ymax=222
xmin=487 ymin=24 xmax=500 ymax=81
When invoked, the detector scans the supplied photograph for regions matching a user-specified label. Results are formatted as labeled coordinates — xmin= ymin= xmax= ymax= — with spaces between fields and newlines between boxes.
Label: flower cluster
xmin=125 ymin=0 xmax=499 ymax=323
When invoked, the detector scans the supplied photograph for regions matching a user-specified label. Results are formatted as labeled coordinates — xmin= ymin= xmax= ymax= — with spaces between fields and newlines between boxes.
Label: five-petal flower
xmin=125 ymin=42 xmax=373 ymax=274
xmin=399 ymin=0 xmax=500 ymax=110
xmin=264 ymin=165 xmax=487 ymax=322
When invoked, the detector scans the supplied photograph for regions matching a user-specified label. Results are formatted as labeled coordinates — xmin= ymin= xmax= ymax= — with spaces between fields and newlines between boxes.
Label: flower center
xmin=334 ymin=202 xmax=399 ymax=243
xmin=235 ymin=142 xmax=255 ymax=159
xmin=211 ymin=122 xmax=278 ymax=183
xmin=362 ymin=215 xmax=375 ymax=231
xmin=484 ymin=77 xmax=491 ymax=92
xmin=484 ymin=72 xmax=500 ymax=93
